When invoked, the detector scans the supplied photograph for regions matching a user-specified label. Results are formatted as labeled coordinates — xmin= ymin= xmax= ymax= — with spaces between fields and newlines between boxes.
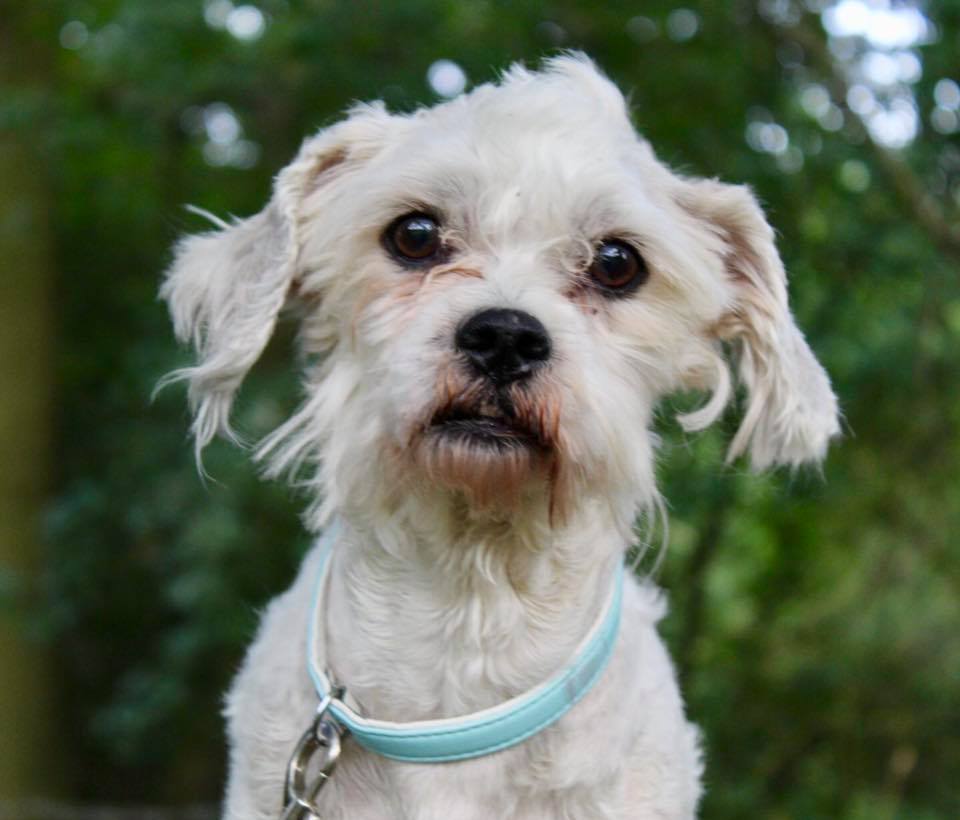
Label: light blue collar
xmin=305 ymin=525 xmax=624 ymax=763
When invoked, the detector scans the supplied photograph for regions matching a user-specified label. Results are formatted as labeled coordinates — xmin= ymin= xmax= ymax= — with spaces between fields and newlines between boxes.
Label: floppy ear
xmin=160 ymin=104 xmax=390 ymax=460
xmin=677 ymin=179 xmax=840 ymax=469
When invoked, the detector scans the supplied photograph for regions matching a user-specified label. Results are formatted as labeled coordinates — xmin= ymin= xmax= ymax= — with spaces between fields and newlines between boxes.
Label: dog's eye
xmin=588 ymin=240 xmax=648 ymax=295
xmin=385 ymin=213 xmax=442 ymax=263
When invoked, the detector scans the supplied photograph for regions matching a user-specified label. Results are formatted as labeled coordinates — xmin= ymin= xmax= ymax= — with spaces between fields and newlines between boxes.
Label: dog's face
xmin=163 ymin=55 xmax=839 ymax=531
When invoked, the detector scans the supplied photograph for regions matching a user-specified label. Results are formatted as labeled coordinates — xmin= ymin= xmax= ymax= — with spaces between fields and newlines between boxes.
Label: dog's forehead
xmin=365 ymin=77 xmax=668 ymax=234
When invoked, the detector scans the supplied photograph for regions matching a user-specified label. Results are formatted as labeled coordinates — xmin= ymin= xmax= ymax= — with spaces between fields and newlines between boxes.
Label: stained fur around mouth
xmin=409 ymin=369 xmax=567 ymax=512
xmin=428 ymin=389 xmax=546 ymax=451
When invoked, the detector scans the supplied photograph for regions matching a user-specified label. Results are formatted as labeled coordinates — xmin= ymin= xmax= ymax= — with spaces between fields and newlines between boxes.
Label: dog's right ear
xmin=161 ymin=104 xmax=390 ymax=461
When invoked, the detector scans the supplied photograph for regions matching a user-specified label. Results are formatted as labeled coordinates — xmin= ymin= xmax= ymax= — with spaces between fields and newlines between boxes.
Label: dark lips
xmin=430 ymin=411 xmax=536 ymax=449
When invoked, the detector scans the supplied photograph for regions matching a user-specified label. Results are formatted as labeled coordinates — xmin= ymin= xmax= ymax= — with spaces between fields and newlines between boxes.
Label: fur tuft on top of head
xmin=499 ymin=52 xmax=632 ymax=123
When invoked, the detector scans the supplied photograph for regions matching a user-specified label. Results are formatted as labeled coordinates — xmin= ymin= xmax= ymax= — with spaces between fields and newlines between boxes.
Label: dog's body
xmin=163 ymin=55 xmax=838 ymax=819
xmin=224 ymin=525 xmax=701 ymax=819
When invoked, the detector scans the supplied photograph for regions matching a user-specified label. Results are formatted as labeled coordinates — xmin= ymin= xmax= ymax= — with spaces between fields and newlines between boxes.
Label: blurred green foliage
xmin=3 ymin=0 xmax=959 ymax=816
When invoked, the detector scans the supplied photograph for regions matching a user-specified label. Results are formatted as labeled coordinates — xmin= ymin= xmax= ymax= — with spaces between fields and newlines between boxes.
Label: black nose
xmin=455 ymin=308 xmax=552 ymax=384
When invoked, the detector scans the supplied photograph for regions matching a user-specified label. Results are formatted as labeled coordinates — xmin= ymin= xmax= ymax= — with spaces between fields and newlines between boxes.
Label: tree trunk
xmin=0 ymin=8 xmax=59 ymax=806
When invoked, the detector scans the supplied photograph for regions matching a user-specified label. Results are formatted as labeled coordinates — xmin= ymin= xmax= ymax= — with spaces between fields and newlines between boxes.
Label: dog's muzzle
xmin=421 ymin=307 xmax=554 ymax=451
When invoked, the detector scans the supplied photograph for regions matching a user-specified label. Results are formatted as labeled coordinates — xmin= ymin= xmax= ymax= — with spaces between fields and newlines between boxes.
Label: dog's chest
xmin=317 ymin=584 xmax=640 ymax=819
xmin=320 ymin=720 xmax=629 ymax=820
xmin=225 ymin=548 xmax=699 ymax=820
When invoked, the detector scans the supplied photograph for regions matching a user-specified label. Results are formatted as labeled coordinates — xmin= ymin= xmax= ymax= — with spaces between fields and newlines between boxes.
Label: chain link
xmin=279 ymin=698 xmax=344 ymax=820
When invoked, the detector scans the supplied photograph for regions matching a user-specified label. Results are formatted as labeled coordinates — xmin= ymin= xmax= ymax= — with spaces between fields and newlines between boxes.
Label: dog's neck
xmin=322 ymin=494 xmax=628 ymax=722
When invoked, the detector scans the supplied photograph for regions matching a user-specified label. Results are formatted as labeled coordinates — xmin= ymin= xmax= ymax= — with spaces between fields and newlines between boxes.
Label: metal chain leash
xmin=280 ymin=693 xmax=345 ymax=820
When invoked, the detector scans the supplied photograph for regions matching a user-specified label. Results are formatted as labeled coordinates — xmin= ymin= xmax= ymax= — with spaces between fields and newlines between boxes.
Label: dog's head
xmin=162 ymin=54 xmax=839 ymax=533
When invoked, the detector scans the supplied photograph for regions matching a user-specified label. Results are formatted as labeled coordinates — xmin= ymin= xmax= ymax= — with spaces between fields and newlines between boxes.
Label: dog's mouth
xmin=410 ymin=379 xmax=566 ymax=513
xmin=429 ymin=403 xmax=541 ymax=450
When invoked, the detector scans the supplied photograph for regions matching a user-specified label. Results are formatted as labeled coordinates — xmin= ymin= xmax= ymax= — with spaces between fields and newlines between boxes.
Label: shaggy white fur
xmin=162 ymin=54 xmax=839 ymax=820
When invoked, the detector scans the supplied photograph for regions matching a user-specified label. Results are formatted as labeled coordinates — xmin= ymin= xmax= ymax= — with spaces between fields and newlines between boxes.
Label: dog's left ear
xmin=676 ymin=178 xmax=841 ymax=469
xmin=161 ymin=104 xmax=391 ymax=458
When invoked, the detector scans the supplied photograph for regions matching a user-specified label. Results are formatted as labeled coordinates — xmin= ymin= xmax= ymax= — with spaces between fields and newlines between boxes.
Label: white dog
xmin=162 ymin=54 xmax=839 ymax=820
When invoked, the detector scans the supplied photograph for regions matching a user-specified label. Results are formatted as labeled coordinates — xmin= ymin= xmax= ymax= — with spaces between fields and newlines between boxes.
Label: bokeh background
xmin=2 ymin=1 xmax=959 ymax=818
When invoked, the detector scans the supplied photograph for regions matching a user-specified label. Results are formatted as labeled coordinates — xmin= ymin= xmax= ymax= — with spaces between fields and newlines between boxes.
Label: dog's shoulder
xmin=221 ymin=540 xmax=329 ymax=818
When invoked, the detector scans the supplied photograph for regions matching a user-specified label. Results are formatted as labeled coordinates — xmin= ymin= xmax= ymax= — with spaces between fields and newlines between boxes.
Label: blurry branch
xmin=0 ymin=799 xmax=216 ymax=820
xmin=774 ymin=17 xmax=960 ymax=263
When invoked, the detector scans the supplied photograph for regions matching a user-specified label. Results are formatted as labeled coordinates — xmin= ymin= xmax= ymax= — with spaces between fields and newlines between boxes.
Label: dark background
xmin=2 ymin=1 xmax=959 ymax=818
